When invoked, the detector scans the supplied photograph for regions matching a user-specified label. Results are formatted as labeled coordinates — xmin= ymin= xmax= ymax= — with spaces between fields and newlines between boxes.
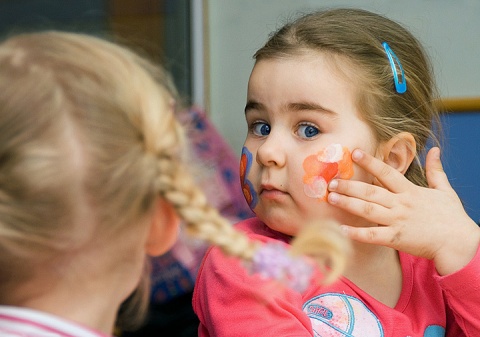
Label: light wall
xmin=204 ymin=0 xmax=480 ymax=154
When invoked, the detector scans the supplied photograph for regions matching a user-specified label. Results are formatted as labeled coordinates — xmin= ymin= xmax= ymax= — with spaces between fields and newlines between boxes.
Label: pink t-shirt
xmin=193 ymin=217 xmax=480 ymax=337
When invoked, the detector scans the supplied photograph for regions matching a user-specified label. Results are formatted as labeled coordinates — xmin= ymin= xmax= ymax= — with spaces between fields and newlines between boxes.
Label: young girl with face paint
xmin=193 ymin=8 xmax=480 ymax=336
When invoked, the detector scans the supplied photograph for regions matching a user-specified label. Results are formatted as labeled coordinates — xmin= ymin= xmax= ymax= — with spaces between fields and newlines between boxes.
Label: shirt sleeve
xmin=436 ymin=244 xmax=480 ymax=336
xmin=192 ymin=246 xmax=314 ymax=337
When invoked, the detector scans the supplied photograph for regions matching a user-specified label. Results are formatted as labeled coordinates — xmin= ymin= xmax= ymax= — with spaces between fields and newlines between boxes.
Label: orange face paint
xmin=303 ymin=144 xmax=354 ymax=201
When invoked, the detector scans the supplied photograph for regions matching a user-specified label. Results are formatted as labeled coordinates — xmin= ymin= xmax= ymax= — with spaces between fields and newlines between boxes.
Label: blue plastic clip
xmin=382 ymin=42 xmax=407 ymax=94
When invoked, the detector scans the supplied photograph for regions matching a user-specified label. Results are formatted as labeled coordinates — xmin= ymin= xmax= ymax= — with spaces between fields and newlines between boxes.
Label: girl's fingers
xmin=425 ymin=147 xmax=453 ymax=192
xmin=328 ymin=178 xmax=394 ymax=208
xmin=327 ymin=191 xmax=391 ymax=225
xmin=351 ymin=149 xmax=409 ymax=193
xmin=340 ymin=225 xmax=394 ymax=246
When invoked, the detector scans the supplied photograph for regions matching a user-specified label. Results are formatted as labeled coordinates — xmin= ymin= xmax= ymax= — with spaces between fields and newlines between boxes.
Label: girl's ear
xmin=378 ymin=132 xmax=416 ymax=175
xmin=146 ymin=198 xmax=180 ymax=256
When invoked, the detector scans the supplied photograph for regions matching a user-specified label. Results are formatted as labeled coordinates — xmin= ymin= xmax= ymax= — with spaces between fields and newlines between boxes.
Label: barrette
xmin=382 ymin=42 xmax=407 ymax=94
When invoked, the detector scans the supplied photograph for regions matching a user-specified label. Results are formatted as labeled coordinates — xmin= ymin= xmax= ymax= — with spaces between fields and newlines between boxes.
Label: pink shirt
xmin=193 ymin=217 xmax=480 ymax=337
xmin=0 ymin=306 xmax=112 ymax=337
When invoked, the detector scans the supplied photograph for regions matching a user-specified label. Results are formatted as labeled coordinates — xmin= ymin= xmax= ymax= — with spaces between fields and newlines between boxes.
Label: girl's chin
xmin=261 ymin=219 xmax=299 ymax=237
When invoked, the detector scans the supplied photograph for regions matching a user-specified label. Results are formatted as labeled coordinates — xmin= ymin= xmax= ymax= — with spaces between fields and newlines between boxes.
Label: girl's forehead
xmin=251 ymin=51 xmax=358 ymax=90
xmin=255 ymin=49 xmax=354 ymax=69
xmin=249 ymin=53 xmax=359 ymax=110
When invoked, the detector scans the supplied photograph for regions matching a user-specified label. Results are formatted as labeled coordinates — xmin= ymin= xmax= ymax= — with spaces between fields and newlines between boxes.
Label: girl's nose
xmin=256 ymin=131 xmax=286 ymax=167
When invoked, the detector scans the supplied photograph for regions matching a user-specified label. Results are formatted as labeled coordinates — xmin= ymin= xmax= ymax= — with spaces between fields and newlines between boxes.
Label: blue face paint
xmin=240 ymin=146 xmax=258 ymax=209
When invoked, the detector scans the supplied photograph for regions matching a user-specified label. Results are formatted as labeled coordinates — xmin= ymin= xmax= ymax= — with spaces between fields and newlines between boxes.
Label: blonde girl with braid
xmin=193 ymin=8 xmax=480 ymax=337
xmin=0 ymin=31 xmax=346 ymax=337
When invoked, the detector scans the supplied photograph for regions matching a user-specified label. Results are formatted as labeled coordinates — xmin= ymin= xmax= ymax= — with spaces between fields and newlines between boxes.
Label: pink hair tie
xmin=249 ymin=242 xmax=314 ymax=292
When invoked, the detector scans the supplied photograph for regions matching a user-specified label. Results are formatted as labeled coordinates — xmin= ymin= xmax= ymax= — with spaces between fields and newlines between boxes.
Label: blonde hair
xmin=0 ymin=31 xmax=347 ymax=328
xmin=255 ymin=8 xmax=442 ymax=186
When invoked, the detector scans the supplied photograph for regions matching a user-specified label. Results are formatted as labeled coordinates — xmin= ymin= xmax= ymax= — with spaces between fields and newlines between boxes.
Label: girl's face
xmin=242 ymin=53 xmax=378 ymax=236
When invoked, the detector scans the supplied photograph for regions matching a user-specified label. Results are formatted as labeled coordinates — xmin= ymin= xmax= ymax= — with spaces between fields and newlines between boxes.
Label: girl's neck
xmin=343 ymin=241 xmax=403 ymax=308
xmin=2 ymin=245 xmax=139 ymax=335
xmin=3 ymin=272 xmax=120 ymax=334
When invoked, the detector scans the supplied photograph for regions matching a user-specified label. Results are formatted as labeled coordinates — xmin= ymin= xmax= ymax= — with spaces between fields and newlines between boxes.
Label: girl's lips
xmin=260 ymin=186 xmax=288 ymax=200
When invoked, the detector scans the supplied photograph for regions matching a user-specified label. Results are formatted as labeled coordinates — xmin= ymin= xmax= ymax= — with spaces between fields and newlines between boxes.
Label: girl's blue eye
xmin=298 ymin=124 xmax=319 ymax=138
xmin=252 ymin=122 xmax=271 ymax=136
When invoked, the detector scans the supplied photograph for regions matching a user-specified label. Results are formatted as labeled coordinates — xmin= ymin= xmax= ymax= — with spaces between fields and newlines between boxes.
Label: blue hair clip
xmin=382 ymin=42 xmax=407 ymax=94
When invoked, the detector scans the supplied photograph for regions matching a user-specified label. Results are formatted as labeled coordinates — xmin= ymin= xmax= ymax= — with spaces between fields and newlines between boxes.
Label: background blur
xmin=0 ymin=0 xmax=192 ymax=101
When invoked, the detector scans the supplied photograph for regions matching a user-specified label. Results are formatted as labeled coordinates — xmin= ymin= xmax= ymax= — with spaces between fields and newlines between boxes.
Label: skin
xmin=244 ymin=53 xmax=378 ymax=237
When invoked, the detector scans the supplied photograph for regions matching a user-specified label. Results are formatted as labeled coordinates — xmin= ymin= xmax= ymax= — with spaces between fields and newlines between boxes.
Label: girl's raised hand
xmin=327 ymin=147 xmax=480 ymax=275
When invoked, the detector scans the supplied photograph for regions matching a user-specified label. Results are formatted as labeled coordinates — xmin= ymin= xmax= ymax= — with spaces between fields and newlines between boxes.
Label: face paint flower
xmin=303 ymin=144 xmax=354 ymax=201
xmin=240 ymin=147 xmax=258 ymax=209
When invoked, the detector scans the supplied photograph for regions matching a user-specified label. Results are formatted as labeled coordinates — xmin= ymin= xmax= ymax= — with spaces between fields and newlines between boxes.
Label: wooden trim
xmin=439 ymin=97 xmax=480 ymax=113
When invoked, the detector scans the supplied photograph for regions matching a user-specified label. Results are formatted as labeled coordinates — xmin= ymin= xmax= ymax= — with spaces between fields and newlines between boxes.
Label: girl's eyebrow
xmin=245 ymin=100 xmax=263 ymax=114
xmin=288 ymin=102 xmax=337 ymax=116
xmin=245 ymin=100 xmax=337 ymax=116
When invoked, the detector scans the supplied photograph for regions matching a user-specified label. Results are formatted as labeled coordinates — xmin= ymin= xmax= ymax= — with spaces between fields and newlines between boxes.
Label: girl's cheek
xmin=240 ymin=146 xmax=258 ymax=210
xmin=302 ymin=143 xmax=354 ymax=201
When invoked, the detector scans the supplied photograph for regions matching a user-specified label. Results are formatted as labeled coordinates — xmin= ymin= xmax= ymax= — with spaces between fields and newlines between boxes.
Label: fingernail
xmin=352 ymin=149 xmax=363 ymax=161
xmin=339 ymin=225 xmax=349 ymax=236
xmin=328 ymin=192 xmax=339 ymax=204
xmin=329 ymin=179 xmax=338 ymax=191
